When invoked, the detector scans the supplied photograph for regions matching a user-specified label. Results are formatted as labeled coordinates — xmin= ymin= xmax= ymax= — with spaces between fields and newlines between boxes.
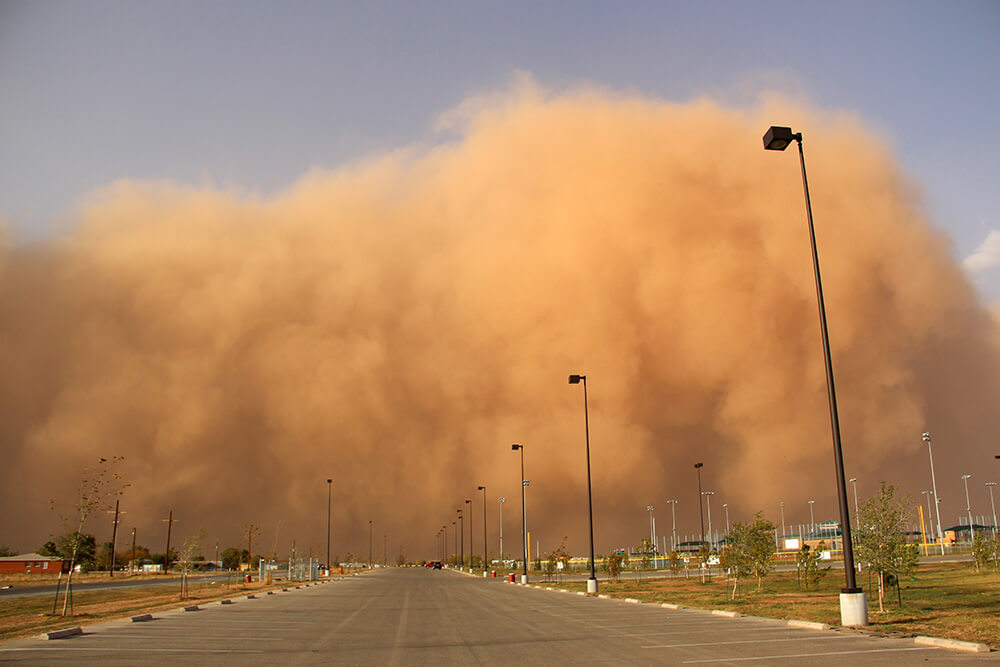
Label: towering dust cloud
xmin=1 ymin=86 xmax=998 ymax=558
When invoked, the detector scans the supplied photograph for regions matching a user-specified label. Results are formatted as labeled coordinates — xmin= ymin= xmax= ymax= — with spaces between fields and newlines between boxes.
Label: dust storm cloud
xmin=2 ymin=85 xmax=998 ymax=558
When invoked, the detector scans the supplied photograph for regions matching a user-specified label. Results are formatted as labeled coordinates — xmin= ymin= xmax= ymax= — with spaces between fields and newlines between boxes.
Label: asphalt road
xmin=0 ymin=573 xmax=222 ymax=599
xmin=1 ymin=568 xmax=995 ymax=665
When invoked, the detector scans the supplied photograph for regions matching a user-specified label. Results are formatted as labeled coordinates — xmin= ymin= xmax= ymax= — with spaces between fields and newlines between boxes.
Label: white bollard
xmin=839 ymin=591 xmax=869 ymax=626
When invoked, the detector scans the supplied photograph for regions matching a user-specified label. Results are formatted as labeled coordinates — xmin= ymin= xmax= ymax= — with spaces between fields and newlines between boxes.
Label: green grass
xmin=538 ymin=562 xmax=1000 ymax=647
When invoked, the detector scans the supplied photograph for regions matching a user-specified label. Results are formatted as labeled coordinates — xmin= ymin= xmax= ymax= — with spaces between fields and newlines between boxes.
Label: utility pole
xmin=131 ymin=528 xmax=137 ymax=575
xmin=162 ymin=511 xmax=176 ymax=574
xmin=106 ymin=499 xmax=125 ymax=577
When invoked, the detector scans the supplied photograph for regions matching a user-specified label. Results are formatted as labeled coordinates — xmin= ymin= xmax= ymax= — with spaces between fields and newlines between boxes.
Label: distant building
xmin=0 ymin=552 xmax=71 ymax=574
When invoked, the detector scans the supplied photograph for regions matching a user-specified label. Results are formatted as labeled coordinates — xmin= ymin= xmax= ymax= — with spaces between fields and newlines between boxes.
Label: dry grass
xmin=541 ymin=562 xmax=1000 ymax=647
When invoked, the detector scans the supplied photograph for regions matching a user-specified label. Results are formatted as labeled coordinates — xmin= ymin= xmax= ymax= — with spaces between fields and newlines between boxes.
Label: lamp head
xmin=498 ymin=496 xmax=505 ymax=502
xmin=568 ymin=374 xmax=583 ymax=384
xmin=512 ymin=444 xmax=522 ymax=451
xmin=763 ymin=126 xmax=797 ymax=151
xmin=477 ymin=485 xmax=485 ymax=491
xmin=327 ymin=478 xmax=332 ymax=483
xmin=922 ymin=432 xmax=931 ymax=442
xmin=694 ymin=462 xmax=703 ymax=469
xmin=465 ymin=499 xmax=471 ymax=504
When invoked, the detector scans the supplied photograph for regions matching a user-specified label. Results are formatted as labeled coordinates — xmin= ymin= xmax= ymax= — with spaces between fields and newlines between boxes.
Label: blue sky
xmin=2 ymin=0 xmax=999 ymax=298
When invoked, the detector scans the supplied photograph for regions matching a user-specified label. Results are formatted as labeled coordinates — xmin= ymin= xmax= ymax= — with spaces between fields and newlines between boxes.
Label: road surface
xmin=0 ymin=573 xmax=222 ymax=599
xmin=1 ymin=568 xmax=994 ymax=664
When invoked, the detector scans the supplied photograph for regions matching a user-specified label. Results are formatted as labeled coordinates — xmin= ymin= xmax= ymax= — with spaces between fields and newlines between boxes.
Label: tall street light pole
xmin=764 ymin=125 xmax=865 ymax=626
xmin=569 ymin=374 xmax=599 ymax=595
xmin=457 ymin=509 xmax=464 ymax=569
xmin=962 ymin=474 xmax=974 ymax=540
xmin=808 ymin=500 xmax=816 ymax=533
xmin=723 ymin=503 xmax=730 ymax=535
xmin=512 ymin=444 xmax=528 ymax=584
xmin=647 ymin=506 xmax=655 ymax=549
xmin=666 ymin=500 xmax=678 ymax=551
xmin=465 ymin=499 xmax=473 ymax=572
xmin=452 ymin=521 xmax=457 ymax=564
xmin=326 ymin=479 xmax=332 ymax=574
xmin=703 ymin=492 xmax=715 ymax=545
xmin=498 ymin=497 xmax=505 ymax=562
xmin=987 ymin=483 xmax=998 ymax=538
xmin=368 ymin=520 xmax=373 ymax=569
xmin=923 ymin=432 xmax=945 ymax=555
xmin=478 ymin=486 xmax=487 ymax=574
xmin=780 ymin=502 xmax=786 ymax=540
xmin=849 ymin=477 xmax=860 ymax=530
xmin=694 ymin=463 xmax=705 ymax=547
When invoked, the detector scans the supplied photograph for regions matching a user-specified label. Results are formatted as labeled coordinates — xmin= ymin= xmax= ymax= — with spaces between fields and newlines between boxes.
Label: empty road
xmin=1 ymin=568 xmax=995 ymax=664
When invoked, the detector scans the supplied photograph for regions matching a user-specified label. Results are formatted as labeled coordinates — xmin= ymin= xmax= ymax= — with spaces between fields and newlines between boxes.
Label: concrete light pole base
xmin=840 ymin=591 xmax=868 ymax=626
xmin=520 ymin=574 xmax=528 ymax=585
xmin=587 ymin=578 xmax=598 ymax=595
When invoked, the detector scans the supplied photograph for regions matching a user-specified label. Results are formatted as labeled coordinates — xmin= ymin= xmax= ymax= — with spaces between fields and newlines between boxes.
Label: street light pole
xmin=849 ymin=477 xmax=859 ymax=530
xmin=763 ymin=125 xmax=865 ymax=626
xmin=922 ymin=491 xmax=934 ymax=549
xmin=779 ymin=502 xmax=786 ymax=540
xmin=513 ymin=444 xmax=528 ymax=584
xmin=923 ymin=432 xmax=946 ymax=556
xmin=498 ymin=497 xmax=505 ymax=562
xmin=326 ymin=479 xmax=332 ymax=574
xmin=452 ymin=521 xmax=457 ymax=564
xmin=723 ymin=503 xmax=730 ymax=535
xmin=987 ymin=483 xmax=998 ymax=538
xmin=667 ymin=500 xmax=678 ymax=551
xmin=368 ymin=520 xmax=372 ymax=569
xmin=694 ymin=463 xmax=705 ymax=546
xmin=478 ymin=486 xmax=487 ymax=574
xmin=465 ymin=499 xmax=473 ymax=572
xmin=569 ymin=374 xmax=599 ymax=594
xmin=808 ymin=500 xmax=816 ymax=533
xmin=457 ymin=509 xmax=464 ymax=569
xmin=962 ymin=474 xmax=974 ymax=541
xmin=703 ymin=492 xmax=715 ymax=545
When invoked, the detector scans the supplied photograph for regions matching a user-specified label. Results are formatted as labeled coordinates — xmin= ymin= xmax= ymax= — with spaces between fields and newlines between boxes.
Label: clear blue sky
xmin=2 ymin=0 xmax=998 ymax=297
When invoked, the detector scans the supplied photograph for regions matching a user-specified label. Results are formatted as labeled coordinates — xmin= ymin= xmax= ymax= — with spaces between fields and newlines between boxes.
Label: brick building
xmin=0 ymin=552 xmax=72 ymax=574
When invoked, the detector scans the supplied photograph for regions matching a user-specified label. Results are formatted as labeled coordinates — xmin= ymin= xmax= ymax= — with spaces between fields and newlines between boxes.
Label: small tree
xmin=667 ymin=550 xmax=681 ymax=578
xmin=855 ymin=481 xmax=919 ymax=612
xmin=747 ymin=514 xmax=777 ymax=591
xmin=602 ymin=551 xmax=624 ymax=582
xmin=0 ymin=545 xmax=15 ymax=557
xmin=178 ymin=529 xmax=206 ymax=599
xmin=971 ymin=530 xmax=993 ymax=571
xmin=221 ymin=547 xmax=242 ymax=570
xmin=50 ymin=456 xmax=129 ymax=616
xmin=796 ymin=542 xmax=828 ymax=590
xmin=719 ymin=521 xmax=753 ymax=599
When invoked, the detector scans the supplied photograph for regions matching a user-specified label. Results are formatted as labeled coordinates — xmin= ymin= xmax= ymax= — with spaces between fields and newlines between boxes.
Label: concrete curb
xmin=130 ymin=614 xmax=154 ymax=623
xmin=788 ymin=619 xmax=830 ymax=631
xmin=246 ymin=594 xmax=257 ymax=599
xmin=512 ymin=582 xmax=993 ymax=654
xmin=40 ymin=627 xmax=82 ymax=640
xmin=220 ymin=599 xmax=234 ymax=605
xmin=914 ymin=636 xmax=990 ymax=653
xmin=182 ymin=605 xmax=200 ymax=611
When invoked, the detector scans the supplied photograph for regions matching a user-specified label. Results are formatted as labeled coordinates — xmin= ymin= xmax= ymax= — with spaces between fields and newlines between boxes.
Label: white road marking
xmin=643 ymin=635 xmax=854 ymax=649
xmin=682 ymin=646 xmax=939 ymax=663
xmin=0 ymin=647 xmax=264 ymax=653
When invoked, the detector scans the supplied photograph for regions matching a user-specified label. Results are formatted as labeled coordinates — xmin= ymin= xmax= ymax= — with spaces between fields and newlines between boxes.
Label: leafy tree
xmin=54 ymin=532 xmax=97 ymax=568
xmin=667 ymin=550 xmax=681 ymax=577
xmin=602 ymin=551 xmax=624 ymax=582
xmin=747 ymin=514 xmax=777 ymax=591
xmin=38 ymin=541 xmax=59 ymax=557
xmin=854 ymin=481 xmax=920 ymax=612
xmin=719 ymin=522 xmax=754 ymax=599
xmin=971 ymin=530 xmax=993 ymax=571
xmin=0 ymin=545 xmax=15 ymax=557
xmin=795 ymin=542 xmax=829 ymax=590
xmin=544 ymin=537 xmax=571 ymax=582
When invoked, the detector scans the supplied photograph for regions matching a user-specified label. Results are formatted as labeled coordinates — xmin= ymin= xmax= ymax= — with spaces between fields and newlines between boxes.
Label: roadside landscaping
xmin=537 ymin=561 xmax=1000 ymax=648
